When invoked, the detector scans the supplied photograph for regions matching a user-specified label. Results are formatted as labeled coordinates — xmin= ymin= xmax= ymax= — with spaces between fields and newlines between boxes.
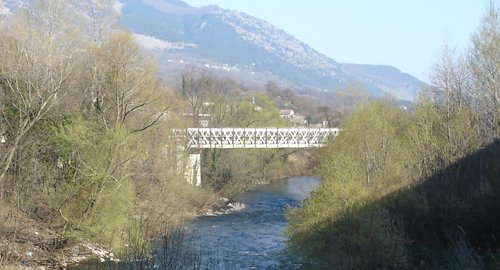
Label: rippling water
xmin=71 ymin=176 xmax=320 ymax=270
xmin=192 ymin=176 xmax=319 ymax=269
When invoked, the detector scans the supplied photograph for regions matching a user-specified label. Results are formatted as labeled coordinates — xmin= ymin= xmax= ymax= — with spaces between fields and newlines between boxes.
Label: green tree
xmin=287 ymin=102 xmax=409 ymax=269
xmin=234 ymin=93 xmax=289 ymax=128
xmin=0 ymin=0 xmax=202 ymax=256
xmin=50 ymin=118 xmax=134 ymax=247
xmin=201 ymin=90 xmax=290 ymax=196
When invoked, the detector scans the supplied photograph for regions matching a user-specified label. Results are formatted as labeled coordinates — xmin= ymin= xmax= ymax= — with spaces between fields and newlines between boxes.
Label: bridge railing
xmin=172 ymin=128 xmax=339 ymax=149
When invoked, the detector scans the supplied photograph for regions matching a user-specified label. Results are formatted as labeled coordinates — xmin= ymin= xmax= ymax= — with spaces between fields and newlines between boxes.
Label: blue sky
xmin=183 ymin=0 xmax=488 ymax=82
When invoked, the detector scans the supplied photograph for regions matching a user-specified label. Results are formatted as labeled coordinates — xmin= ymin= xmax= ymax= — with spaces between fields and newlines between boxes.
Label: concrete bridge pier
xmin=186 ymin=151 xmax=201 ymax=186
xmin=173 ymin=128 xmax=340 ymax=186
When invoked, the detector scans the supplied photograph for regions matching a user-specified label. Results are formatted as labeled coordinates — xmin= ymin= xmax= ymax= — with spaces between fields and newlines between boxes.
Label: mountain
xmin=2 ymin=0 xmax=424 ymax=100
xmin=118 ymin=0 xmax=423 ymax=100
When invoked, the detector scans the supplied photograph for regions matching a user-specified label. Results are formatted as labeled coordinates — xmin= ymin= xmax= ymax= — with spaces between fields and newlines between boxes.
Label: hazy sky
xmin=182 ymin=0 xmax=489 ymax=82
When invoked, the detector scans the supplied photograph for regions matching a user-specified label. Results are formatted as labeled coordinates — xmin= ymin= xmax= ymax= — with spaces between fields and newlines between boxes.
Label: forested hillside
xmin=287 ymin=4 xmax=500 ymax=269
xmin=0 ymin=1 xmax=310 ymax=268
xmin=0 ymin=0 xmax=205 ymax=261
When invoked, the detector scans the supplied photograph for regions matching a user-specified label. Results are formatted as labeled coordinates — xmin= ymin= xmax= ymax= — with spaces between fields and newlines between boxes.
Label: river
xmin=193 ymin=176 xmax=319 ymax=269
xmin=72 ymin=176 xmax=320 ymax=270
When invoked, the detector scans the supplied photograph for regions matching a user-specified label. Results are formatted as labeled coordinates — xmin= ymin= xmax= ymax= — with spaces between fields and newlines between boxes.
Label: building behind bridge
xmin=279 ymin=109 xmax=307 ymax=127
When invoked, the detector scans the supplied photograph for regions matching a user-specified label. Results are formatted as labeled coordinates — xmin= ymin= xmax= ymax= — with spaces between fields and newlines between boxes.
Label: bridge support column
xmin=187 ymin=152 xmax=201 ymax=186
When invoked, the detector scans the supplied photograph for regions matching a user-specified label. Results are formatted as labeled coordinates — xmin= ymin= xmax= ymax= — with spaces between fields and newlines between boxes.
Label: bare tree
xmin=431 ymin=44 xmax=471 ymax=111
xmin=68 ymin=0 xmax=118 ymax=43
xmin=179 ymin=70 xmax=208 ymax=126
xmin=0 ymin=0 xmax=78 ymax=189
xmin=429 ymin=43 xmax=477 ymax=156
xmin=469 ymin=2 xmax=500 ymax=141
xmin=82 ymin=31 xmax=176 ymax=132
xmin=317 ymin=106 xmax=342 ymax=128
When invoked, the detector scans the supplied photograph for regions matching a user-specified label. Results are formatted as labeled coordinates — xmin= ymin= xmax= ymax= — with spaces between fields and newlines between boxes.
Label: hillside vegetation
xmin=0 ymin=1 xmax=309 ymax=268
xmin=0 ymin=0 xmax=209 ymax=258
xmin=287 ymin=4 xmax=500 ymax=269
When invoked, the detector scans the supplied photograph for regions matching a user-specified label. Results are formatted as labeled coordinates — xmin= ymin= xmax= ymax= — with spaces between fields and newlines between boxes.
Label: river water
xmin=72 ymin=176 xmax=319 ymax=270
xmin=193 ymin=176 xmax=319 ymax=269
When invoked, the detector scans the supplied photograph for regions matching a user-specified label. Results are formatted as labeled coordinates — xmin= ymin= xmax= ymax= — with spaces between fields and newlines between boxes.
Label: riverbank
xmin=1 ymin=176 xmax=320 ymax=269
xmin=0 ymin=161 xmax=315 ymax=270
xmin=0 ymin=203 xmax=74 ymax=269
xmin=70 ymin=176 xmax=320 ymax=270
xmin=0 ymin=203 xmax=126 ymax=269
xmin=196 ymin=197 xmax=246 ymax=217
xmin=0 ymin=196 xmax=245 ymax=269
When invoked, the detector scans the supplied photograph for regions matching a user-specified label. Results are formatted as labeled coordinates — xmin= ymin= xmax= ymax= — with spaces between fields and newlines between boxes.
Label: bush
xmin=287 ymin=102 xmax=409 ymax=269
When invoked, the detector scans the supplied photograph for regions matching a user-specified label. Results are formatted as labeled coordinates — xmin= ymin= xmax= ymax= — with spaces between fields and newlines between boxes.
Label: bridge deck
xmin=173 ymin=128 xmax=339 ymax=149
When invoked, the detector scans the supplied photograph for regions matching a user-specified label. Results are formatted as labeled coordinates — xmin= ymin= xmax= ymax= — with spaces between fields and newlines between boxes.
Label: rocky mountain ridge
xmin=120 ymin=0 xmax=423 ymax=100
xmin=2 ymin=0 xmax=424 ymax=100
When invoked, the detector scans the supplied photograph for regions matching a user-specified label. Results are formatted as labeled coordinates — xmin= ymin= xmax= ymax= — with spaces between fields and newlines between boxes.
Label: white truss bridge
xmin=173 ymin=128 xmax=340 ymax=149
xmin=173 ymin=127 xmax=339 ymax=186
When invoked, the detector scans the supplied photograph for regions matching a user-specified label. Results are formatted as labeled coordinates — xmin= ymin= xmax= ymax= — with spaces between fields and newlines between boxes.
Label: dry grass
xmin=0 ymin=202 xmax=68 ymax=269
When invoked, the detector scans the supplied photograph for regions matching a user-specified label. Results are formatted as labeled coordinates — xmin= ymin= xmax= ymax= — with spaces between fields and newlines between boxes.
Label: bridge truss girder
xmin=173 ymin=128 xmax=339 ymax=149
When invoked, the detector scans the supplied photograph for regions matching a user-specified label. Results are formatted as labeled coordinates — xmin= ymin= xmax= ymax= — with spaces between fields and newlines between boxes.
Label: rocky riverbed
xmin=196 ymin=198 xmax=246 ymax=217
